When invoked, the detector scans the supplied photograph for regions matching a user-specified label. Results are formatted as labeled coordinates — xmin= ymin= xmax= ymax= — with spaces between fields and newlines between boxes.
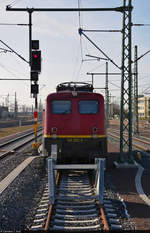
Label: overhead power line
xmin=86 ymin=54 xmax=108 ymax=61
xmin=7 ymin=0 xmax=21 ymax=8
xmin=0 ymin=39 xmax=29 ymax=64
xmin=0 ymin=48 xmax=12 ymax=53
xmin=133 ymin=49 xmax=150 ymax=63
xmin=78 ymin=0 xmax=84 ymax=62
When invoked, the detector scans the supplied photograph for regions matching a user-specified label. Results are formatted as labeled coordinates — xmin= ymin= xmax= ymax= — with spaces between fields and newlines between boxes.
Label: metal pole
xmin=29 ymin=10 xmax=32 ymax=65
xmin=92 ymin=74 xmax=94 ymax=86
xmin=128 ymin=0 xmax=133 ymax=162
xmin=105 ymin=62 xmax=109 ymax=128
xmin=133 ymin=45 xmax=139 ymax=135
xmin=120 ymin=0 xmax=133 ymax=163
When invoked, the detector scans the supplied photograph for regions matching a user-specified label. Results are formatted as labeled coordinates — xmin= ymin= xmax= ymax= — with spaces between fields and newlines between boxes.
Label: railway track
xmin=30 ymin=159 xmax=126 ymax=232
xmin=50 ymin=170 xmax=103 ymax=231
xmin=109 ymin=120 xmax=150 ymax=137
xmin=108 ymin=128 xmax=150 ymax=151
xmin=0 ymin=128 xmax=42 ymax=160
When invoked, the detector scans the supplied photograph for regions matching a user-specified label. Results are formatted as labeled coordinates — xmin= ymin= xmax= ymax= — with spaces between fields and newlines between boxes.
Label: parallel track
xmin=108 ymin=129 xmax=150 ymax=151
xmin=0 ymin=128 xmax=42 ymax=160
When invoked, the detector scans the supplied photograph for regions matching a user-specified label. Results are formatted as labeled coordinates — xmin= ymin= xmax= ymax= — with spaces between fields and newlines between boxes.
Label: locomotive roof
xmin=56 ymin=82 xmax=93 ymax=93
xmin=46 ymin=90 xmax=104 ymax=100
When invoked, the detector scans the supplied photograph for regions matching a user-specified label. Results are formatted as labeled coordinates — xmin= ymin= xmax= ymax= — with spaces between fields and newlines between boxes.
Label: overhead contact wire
xmin=78 ymin=0 xmax=84 ymax=62
xmin=7 ymin=0 xmax=22 ymax=8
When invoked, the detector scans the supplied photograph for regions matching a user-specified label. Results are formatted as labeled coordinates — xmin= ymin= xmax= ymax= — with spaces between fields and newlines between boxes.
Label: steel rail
xmin=100 ymin=206 xmax=110 ymax=230
xmin=44 ymin=172 xmax=60 ymax=231
xmin=0 ymin=128 xmax=42 ymax=147
xmin=92 ymin=175 xmax=109 ymax=230
xmin=108 ymin=132 xmax=150 ymax=151
xmin=0 ymin=130 xmax=42 ymax=160
xmin=109 ymin=128 xmax=150 ymax=146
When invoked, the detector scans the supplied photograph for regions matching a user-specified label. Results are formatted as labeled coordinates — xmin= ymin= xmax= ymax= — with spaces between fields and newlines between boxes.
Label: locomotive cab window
xmin=79 ymin=100 xmax=98 ymax=114
xmin=51 ymin=100 xmax=71 ymax=114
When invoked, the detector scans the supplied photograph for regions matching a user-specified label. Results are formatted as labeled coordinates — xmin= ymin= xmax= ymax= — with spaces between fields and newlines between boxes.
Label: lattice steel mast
xmin=133 ymin=45 xmax=139 ymax=135
xmin=120 ymin=0 xmax=133 ymax=163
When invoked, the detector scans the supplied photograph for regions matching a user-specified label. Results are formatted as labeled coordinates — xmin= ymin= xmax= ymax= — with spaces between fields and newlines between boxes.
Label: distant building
xmin=138 ymin=96 xmax=150 ymax=119
xmin=0 ymin=106 xmax=9 ymax=119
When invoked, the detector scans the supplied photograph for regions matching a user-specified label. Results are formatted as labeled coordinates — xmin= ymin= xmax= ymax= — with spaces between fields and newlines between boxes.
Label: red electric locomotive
xmin=43 ymin=82 xmax=107 ymax=163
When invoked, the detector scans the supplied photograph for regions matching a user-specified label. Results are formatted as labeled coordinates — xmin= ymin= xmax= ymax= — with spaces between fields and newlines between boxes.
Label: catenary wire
xmin=78 ymin=0 xmax=84 ymax=62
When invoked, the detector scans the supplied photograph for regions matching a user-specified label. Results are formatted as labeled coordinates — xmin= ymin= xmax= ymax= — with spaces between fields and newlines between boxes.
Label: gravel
xmin=104 ymin=172 xmax=136 ymax=231
xmin=0 ymin=150 xmax=47 ymax=231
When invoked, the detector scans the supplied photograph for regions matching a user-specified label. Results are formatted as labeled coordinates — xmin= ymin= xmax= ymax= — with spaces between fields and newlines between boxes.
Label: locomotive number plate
xmin=67 ymin=138 xmax=84 ymax=142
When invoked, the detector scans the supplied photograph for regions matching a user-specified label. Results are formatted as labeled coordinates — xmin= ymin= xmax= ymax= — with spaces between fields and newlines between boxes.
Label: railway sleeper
xmin=30 ymin=157 xmax=107 ymax=231
xmin=55 ymin=208 xmax=98 ymax=215
xmin=46 ymin=158 xmax=107 ymax=231
xmin=55 ymin=203 xmax=96 ymax=209
xmin=52 ymin=224 xmax=102 ymax=231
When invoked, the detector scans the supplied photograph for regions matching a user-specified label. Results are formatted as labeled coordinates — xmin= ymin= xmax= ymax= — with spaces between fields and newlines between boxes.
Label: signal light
xmin=32 ymin=40 xmax=39 ymax=50
xmin=33 ymin=54 xmax=38 ymax=58
xmin=31 ymin=50 xmax=41 ymax=72
xmin=31 ymin=72 xmax=38 ymax=81
xmin=31 ymin=84 xmax=39 ymax=94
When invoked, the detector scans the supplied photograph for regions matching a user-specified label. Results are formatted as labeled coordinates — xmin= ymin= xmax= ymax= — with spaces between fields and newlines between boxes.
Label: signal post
xmin=31 ymin=40 xmax=41 ymax=154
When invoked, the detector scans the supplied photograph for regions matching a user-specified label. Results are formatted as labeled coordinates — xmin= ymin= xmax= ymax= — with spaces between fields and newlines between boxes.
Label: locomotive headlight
xmin=51 ymin=127 xmax=57 ymax=138
xmin=93 ymin=127 xmax=98 ymax=138
xmin=93 ymin=127 xmax=98 ymax=133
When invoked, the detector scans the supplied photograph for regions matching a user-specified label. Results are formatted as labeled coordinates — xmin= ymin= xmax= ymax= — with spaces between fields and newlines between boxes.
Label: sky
xmin=0 ymin=0 xmax=150 ymax=110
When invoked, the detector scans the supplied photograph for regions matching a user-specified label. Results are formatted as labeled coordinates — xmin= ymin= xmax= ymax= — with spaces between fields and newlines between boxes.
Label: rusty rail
xmin=44 ymin=172 xmax=60 ymax=231
xmin=100 ymin=206 xmax=109 ymax=230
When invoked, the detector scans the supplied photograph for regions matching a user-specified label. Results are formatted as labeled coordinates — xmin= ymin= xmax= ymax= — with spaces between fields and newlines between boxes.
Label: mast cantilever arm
xmin=6 ymin=6 xmax=131 ymax=12
xmin=133 ymin=49 xmax=150 ymax=63
xmin=79 ymin=28 xmax=120 ymax=70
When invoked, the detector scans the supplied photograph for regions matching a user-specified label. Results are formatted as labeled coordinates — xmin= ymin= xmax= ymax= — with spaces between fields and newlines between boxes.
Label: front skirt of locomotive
xmin=43 ymin=135 xmax=107 ymax=163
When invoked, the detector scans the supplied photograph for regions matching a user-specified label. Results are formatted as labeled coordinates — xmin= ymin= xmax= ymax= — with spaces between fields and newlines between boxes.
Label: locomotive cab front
xmin=43 ymin=82 xmax=107 ymax=163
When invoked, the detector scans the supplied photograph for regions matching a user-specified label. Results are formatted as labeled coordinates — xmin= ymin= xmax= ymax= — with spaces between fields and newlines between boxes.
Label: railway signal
xmin=31 ymin=50 xmax=41 ymax=72
xmin=31 ymin=71 xmax=38 ymax=81
xmin=31 ymin=83 xmax=39 ymax=94
xmin=30 ymin=40 xmax=40 ymax=94
xmin=30 ymin=40 xmax=41 ymax=153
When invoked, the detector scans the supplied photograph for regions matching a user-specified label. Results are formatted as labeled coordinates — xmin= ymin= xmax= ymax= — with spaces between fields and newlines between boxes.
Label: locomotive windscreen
xmin=51 ymin=100 xmax=71 ymax=114
xmin=79 ymin=100 xmax=98 ymax=114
